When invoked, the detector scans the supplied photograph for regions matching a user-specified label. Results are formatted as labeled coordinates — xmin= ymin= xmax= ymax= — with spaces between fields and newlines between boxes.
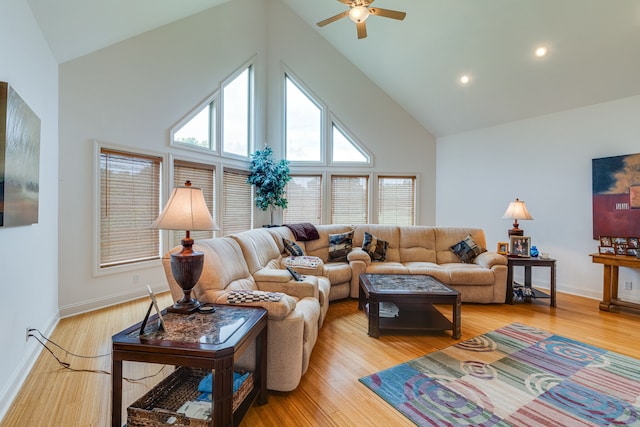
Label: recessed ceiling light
xmin=535 ymin=46 xmax=548 ymax=57
xmin=459 ymin=75 xmax=470 ymax=85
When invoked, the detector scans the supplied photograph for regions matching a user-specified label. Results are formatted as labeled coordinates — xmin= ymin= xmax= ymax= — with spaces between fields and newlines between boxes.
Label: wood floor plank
xmin=2 ymin=292 xmax=639 ymax=426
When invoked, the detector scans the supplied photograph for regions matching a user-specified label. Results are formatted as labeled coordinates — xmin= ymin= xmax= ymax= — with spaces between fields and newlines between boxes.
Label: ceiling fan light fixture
xmin=349 ymin=6 xmax=370 ymax=23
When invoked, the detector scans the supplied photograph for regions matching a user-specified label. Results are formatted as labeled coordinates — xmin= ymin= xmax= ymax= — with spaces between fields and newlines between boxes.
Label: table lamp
xmin=150 ymin=181 xmax=218 ymax=313
xmin=502 ymin=198 xmax=533 ymax=236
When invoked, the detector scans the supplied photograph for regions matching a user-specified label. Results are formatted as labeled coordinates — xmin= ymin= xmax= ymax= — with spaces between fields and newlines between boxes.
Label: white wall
xmin=436 ymin=95 xmax=640 ymax=301
xmin=0 ymin=0 xmax=59 ymax=420
xmin=57 ymin=0 xmax=437 ymax=316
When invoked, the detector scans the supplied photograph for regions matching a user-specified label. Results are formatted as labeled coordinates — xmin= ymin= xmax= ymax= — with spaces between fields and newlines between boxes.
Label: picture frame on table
xmin=599 ymin=246 xmax=615 ymax=254
xmin=628 ymin=237 xmax=639 ymax=248
xmin=497 ymin=242 xmax=509 ymax=255
xmin=627 ymin=248 xmax=639 ymax=257
xmin=613 ymin=237 xmax=628 ymax=245
xmin=509 ymin=236 xmax=531 ymax=257
xmin=599 ymin=236 xmax=612 ymax=247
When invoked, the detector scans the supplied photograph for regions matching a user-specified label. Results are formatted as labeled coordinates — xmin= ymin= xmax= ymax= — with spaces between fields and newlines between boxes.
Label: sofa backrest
xmin=434 ymin=227 xmax=487 ymax=264
xmin=163 ymin=237 xmax=256 ymax=303
xmin=398 ymin=226 xmax=437 ymax=263
xmin=231 ymin=227 xmax=283 ymax=274
xmin=353 ymin=224 xmax=401 ymax=262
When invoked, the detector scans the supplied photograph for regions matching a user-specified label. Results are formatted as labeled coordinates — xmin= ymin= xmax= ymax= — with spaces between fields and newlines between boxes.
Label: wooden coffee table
xmin=111 ymin=304 xmax=267 ymax=427
xmin=358 ymin=274 xmax=461 ymax=339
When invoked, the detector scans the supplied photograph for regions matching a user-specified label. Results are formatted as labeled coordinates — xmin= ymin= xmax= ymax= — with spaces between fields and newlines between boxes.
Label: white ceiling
xmin=27 ymin=0 xmax=640 ymax=137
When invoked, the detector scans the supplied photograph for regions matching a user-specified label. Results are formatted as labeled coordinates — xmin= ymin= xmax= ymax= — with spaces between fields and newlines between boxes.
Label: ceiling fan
xmin=316 ymin=0 xmax=406 ymax=40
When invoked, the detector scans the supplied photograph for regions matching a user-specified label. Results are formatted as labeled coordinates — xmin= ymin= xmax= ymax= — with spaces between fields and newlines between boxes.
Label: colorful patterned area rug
xmin=359 ymin=323 xmax=640 ymax=426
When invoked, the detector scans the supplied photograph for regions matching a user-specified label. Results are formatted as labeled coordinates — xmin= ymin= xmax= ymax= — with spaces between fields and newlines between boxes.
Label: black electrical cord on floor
xmin=27 ymin=328 xmax=167 ymax=383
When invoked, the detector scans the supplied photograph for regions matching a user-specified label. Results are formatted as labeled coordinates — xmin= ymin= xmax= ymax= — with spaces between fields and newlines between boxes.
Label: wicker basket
xmin=127 ymin=366 xmax=253 ymax=427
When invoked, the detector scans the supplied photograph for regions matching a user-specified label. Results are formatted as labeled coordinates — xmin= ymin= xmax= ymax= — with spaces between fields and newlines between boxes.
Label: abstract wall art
xmin=592 ymin=152 xmax=640 ymax=239
xmin=0 ymin=81 xmax=41 ymax=227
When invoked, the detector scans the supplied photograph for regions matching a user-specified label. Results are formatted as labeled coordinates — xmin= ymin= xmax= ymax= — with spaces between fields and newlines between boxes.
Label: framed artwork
xmin=627 ymin=248 xmax=639 ymax=257
xmin=593 ymin=153 xmax=640 ymax=240
xmin=599 ymin=246 xmax=615 ymax=254
xmin=509 ymin=236 xmax=531 ymax=257
xmin=497 ymin=242 xmax=509 ymax=255
xmin=599 ymin=236 xmax=612 ymax=247
xmin=613 ymin=237 xmax=628 ymax=245
xmin=0 ymin=81 xmax=41 ymax=227
xmin=628 ymin=237 xmax=638 ymax=248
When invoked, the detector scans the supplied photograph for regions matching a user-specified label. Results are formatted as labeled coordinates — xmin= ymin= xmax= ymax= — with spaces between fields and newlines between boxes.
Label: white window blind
xmin=284 ymin=175 xmax=322 ymax=224
xmin=172 ymin=160 xmax=216 ymax=247
xmin=223 ymin=168 xmax=252 ymax=234
xmin=378 ymin=176 xmax=416 ymax=225
xmin=100 ymin=148 xmax=162 ymax=268
xmin=331 ymin=175 xmax=368 ymax=224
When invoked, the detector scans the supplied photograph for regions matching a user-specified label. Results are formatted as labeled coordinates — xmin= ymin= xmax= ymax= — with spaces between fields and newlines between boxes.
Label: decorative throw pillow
xmin=450 ymin=234 xmax=487 ymax=263
xmin=328 ymin=231 xmax=353 ymax=262
xmin=283 ymin=238 xmax=304 ymax=257
xmin=362 ymin=231 xmax=388 ymax=262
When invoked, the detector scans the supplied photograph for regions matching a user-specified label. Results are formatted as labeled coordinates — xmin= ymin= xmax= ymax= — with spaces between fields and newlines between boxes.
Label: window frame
xmin=283 ymin=70 xmax=326 ymax=166
xmin=375 ymin=174 xmax=418 ymax=225
xmin=169 ymin=92 xmax=218 ymax=154
xmin=330 ymin=173 xmax=371 ymax=225
xmin=221 ymin=61 xmax=255 ymax=160
xmin=93 ymin=141 xmax=167 ymax=277
xmin=329 ymin=116 xmax=372 ymax=165
xmin=170 ymin=156 xmax=219 ymax=248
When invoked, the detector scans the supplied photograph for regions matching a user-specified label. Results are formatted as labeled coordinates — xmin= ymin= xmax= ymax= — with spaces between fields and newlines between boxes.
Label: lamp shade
xmin=150 ymin=183 xmax=218 ymax=231
xmin=502 ymin=198 xmax=533 ymax=221
xmin=349 ymin=5 xmax=370 ymax=23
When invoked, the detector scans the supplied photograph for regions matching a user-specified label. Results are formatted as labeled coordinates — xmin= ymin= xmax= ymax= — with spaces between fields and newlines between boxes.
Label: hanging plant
xmin=246 ymin=145 xmax=291 ymax=225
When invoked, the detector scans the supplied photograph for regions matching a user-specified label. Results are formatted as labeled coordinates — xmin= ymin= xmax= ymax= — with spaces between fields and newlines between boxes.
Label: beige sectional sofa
xmin=162 ymin=224 xmax=507 ymax=392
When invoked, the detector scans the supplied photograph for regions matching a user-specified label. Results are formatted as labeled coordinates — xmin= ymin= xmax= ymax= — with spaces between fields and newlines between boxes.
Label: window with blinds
xmin=284 ymin=175 xmax=322 ymax=224
xmin=223 ymin=168 xmax=252 ymax=235
xmin=172 ymin=160 xmax=216 ymax=247
xmin=100 ymin=149 xmax=162 ymax=268
xmin=378 ymin=176 xmax=416 ymax=225
xmin=331 ymin=175 xmax=368 ymax=224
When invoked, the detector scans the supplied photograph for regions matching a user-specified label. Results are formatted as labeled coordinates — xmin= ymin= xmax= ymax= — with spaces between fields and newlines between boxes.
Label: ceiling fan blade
xmin=356 ymin=21 xmax=367 ymax=39
xmin=369 ymin=7 xmax=406 ymax=20
xmin=317 ymin=10 xmax=349 ymax=27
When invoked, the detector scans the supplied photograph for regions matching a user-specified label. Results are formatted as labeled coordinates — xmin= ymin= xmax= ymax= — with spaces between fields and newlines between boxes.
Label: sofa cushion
xmin=450 ymin=234 xmax=487 ymax=263
xmin=283 ymin=238 xmax=305 ymax=256
xmin=322 ymin=262 xmax=352 ymax=286
xmin=328 ymin=231 xmax=353 ymax=262
xmin=362 ymin=231 xmax=388 ymax=262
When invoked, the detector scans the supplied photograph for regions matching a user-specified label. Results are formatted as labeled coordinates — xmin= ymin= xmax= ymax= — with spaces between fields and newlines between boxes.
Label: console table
xmin=506 ymin=256 xmax=556 ymax=307
xmin=590 ymin=253 xmax=640 ymax=314
xmin=111 ymin=305 xmax=267 ymax=427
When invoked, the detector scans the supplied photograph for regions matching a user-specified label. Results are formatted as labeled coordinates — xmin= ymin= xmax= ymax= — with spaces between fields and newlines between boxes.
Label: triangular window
xmin=173 ymin=101 xmax=214 ymax=150
xmin=332 ymin=123 xmax=369 ymax=163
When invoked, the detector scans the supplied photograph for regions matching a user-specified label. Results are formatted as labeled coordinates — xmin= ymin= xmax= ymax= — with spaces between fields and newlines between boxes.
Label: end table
xmin=111 ymin=304 xmax=267 ymax=427
xmin=506 ymin=256 xmax=556 ymax=307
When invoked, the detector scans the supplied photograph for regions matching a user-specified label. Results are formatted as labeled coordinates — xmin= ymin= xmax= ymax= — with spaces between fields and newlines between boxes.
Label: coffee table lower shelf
xmin=364 ymin=303 xmax=459 ymax=339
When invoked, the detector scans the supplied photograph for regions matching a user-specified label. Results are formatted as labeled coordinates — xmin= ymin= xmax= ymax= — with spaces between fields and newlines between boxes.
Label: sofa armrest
xmin=348 ymin=247 xmax=371 ymax=265
xmin=474 ymin=251 xmax=508 ymax=269
xmin=253 ymin=267 xmax=293 ymax=283
xmin=216 ymin=291 xmax=296 ymax=320
xmin=256 ymin=275 xmax=320 ymax=300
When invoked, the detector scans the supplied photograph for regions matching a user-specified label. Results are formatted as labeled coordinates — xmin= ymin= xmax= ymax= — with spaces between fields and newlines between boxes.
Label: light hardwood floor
xmin=2 ymin=291 xmax=640 ymax=427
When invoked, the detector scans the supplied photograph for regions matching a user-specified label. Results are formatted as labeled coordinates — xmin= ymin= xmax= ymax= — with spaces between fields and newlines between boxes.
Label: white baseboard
xmin=58 ymin=283 xmax=169 ymax=318
xmin=0 ymin=313 xmax=58 ymax=423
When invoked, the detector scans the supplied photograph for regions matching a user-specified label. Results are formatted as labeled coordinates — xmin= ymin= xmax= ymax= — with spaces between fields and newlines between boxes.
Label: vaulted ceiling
xmin=27 ymin=0 xmax=640 ymax=137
